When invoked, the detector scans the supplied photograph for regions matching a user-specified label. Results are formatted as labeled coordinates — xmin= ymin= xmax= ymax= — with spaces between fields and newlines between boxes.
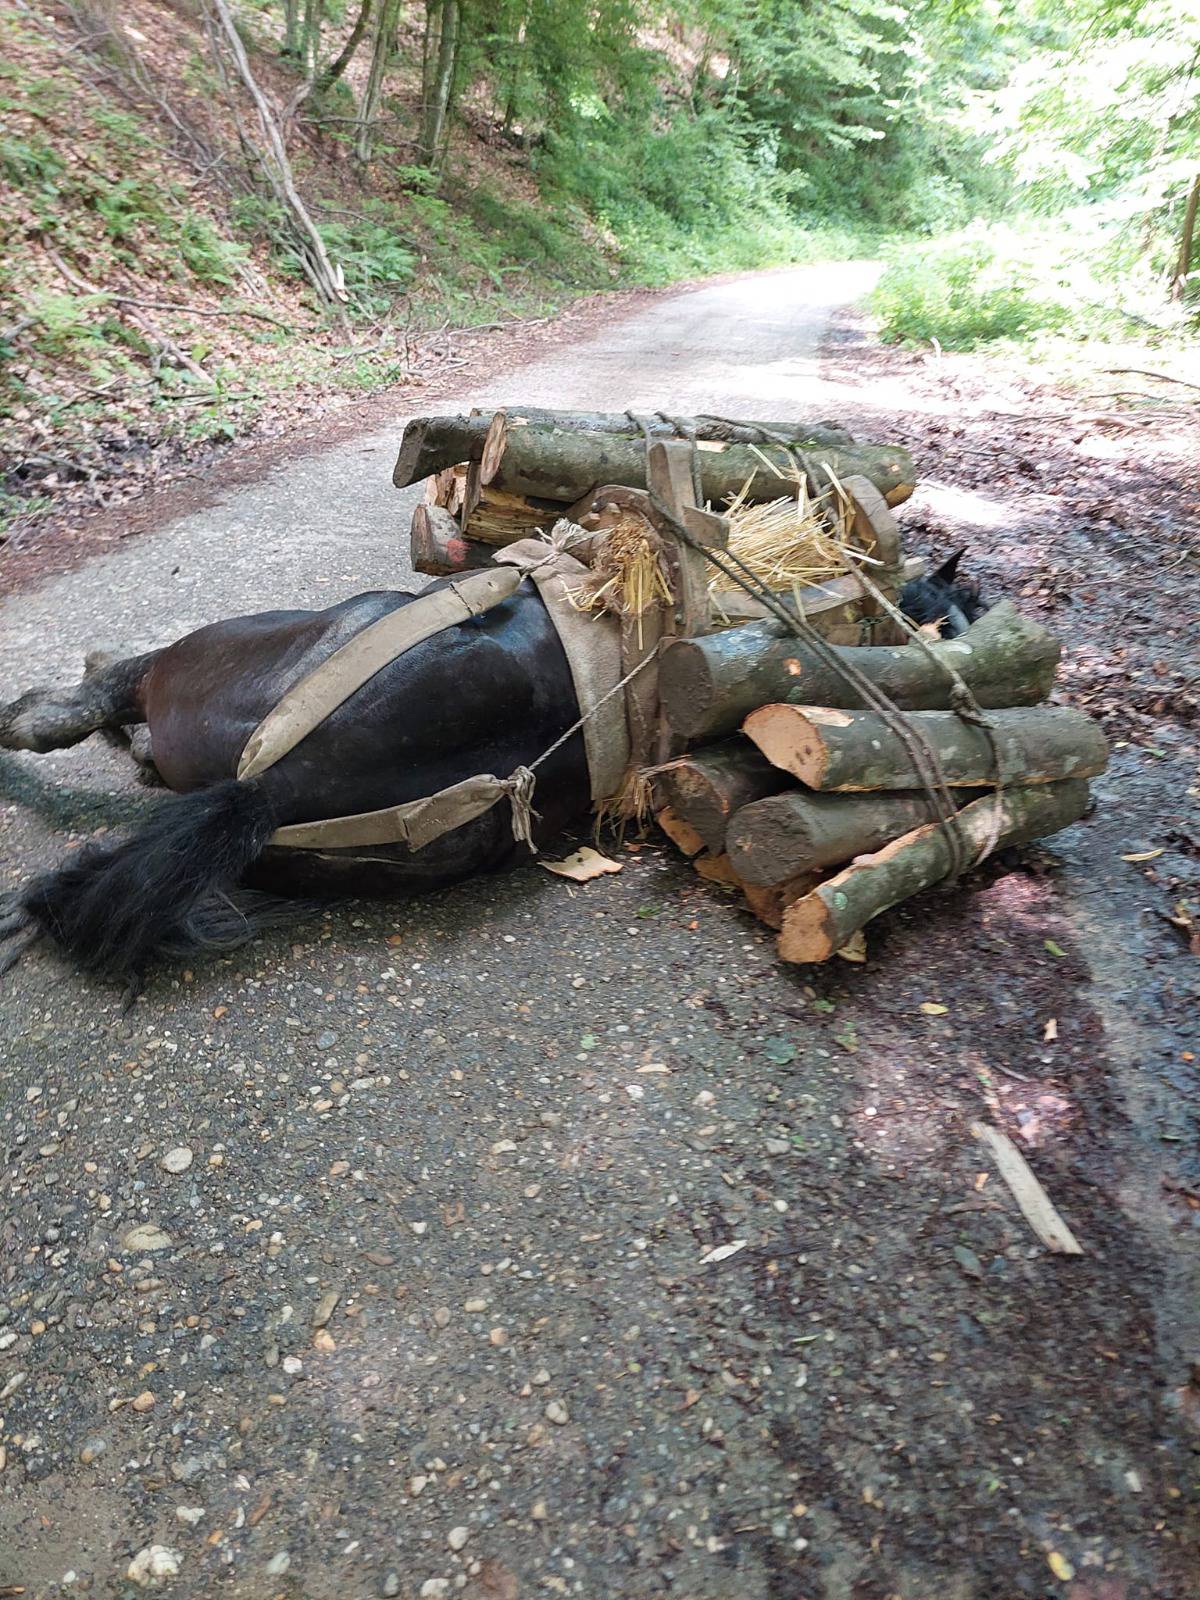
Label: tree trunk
xmin=657 ymin=740 xmax=791 ymax=854
xmin=283 ymin=0 xmax=300 ymax=56
xmin=208 ymin=0 xmax=346 ymax=310
xmin=318 ymin=0 xmax=372 ymax=93
xmin=355 ymin=0 xmax=401 ymax=163
xmin=419 ymin=0 xmax=459 ymax=170
xmin=658 ymin=599 xmax=1061 ymax=742
xmin=777 ymin=780 xmax=1091 ymax=963
xmin=744 ymin=704 xmax=1108 ymax=792
xmin=478 ymin=419 xmax=914 ymax=509
xmin=1172 ymin=171 xmax=1200 ymax=299
xmin=727 ymin=786 xmax=987 ymax=884
xmin=391 ymin=408 xmax=859 ymax=487
xmin=300 ymin=0 xmax=323 ymax=79
xmin=410 ymin=504 xmax=495 ymax=576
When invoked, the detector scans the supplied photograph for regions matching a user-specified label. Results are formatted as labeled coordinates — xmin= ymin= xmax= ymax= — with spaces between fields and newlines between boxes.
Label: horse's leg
xmin=0 ymin=649 xmax=159 ymax=754
xmin=83 ymin=650 xmax=164 ymax=782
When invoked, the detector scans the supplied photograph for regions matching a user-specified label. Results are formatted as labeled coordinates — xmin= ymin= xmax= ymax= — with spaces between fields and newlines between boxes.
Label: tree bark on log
xmin=478 ymin=419 xmax=916 ymax=510
xmin=659 ymin=600 xmax=1061 ymax=742
xmin=777 ymin=780 xmax=1091 ymax=963
xmin=410 ymin=504 xmax=495 ymax=576
xmin=727 ymin=787 xmax=987 ymax=883
xmin=657 ymin=741 xmax=792 ymax=854
xmin=392 ymin=409 xmax=859 ymax=487
xmin=745 ymin=703 xmax=1108 ymax=792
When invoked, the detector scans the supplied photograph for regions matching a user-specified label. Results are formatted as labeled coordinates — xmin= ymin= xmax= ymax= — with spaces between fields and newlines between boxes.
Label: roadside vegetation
xmin=1 ymin=0 xmax=1196 ymax=540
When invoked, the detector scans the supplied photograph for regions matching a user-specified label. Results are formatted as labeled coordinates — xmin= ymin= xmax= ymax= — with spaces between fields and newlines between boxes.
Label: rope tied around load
xmin=621 ymin=408 xmax=1008 ymax=881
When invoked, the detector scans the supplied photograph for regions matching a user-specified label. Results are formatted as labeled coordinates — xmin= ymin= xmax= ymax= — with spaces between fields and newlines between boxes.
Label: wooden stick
xmin=727 ymin=787 xmax=987 ymax=884
xmin=777 ymin=779 xmax=1090 ymax=963
xmin=659 ymin=600 xmax=1062 ymax=743
xmin=409 ymin=505 xmax=495 ymax=577
xmin=745 ymin=704 xmax=1107 ymax=792
xmin=658 ymin=741 xmax=791 ymax=854
xmin=971 ymin=1123 xmax=1084 ymax=1254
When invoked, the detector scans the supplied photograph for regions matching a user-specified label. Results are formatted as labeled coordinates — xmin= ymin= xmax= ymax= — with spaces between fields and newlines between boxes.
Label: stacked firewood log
xmin=396 ymin=407 xmax=916 ymax=625
xmin=394 ymin=406 xmax=1106 ymax=963
xmin=653 ymin=603 xmax=1107 ymax=962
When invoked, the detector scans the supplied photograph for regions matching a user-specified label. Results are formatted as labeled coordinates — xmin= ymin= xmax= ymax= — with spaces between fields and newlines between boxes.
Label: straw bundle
xmin=713 ymin=475 xmax=853 ymax=597
xmin=569 ymin=511 xmax=673 ymax=645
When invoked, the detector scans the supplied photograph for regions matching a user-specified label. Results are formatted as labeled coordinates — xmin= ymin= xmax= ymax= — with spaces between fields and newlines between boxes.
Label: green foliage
xmin=872 ymin=233 xmax=1072 ymax=347
xmin=870 ymin=216 xmax=1184 ymax=349
xmin=0 ymin=134 xmax=65 ymax=191
xmin=315 ymin=218 xmax=416 ymax=308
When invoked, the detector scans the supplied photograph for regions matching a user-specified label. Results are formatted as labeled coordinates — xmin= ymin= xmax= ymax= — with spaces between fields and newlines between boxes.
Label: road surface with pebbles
xmin=0 ymin=264 xmax=1196 ymax=1599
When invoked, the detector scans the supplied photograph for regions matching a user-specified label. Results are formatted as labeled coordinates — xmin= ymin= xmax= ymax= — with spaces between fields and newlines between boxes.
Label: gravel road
xmin=1 ymin=263 xmax=1195 ymax=1599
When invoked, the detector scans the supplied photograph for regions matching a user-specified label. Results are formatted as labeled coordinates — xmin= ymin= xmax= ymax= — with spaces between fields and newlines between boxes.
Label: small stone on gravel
xmin=127 ymin=1546 xmax=182 ymax=1587
xmin=447 ymin=1526 xmax=469 ymax=1551
xmin=545 ymin=1399 xmax=569 ymax=1425
xmin=160 ymin=1147 xmax=193 ymax=1174
xmin=121 ymin=1224 xmax=173 ymax=1253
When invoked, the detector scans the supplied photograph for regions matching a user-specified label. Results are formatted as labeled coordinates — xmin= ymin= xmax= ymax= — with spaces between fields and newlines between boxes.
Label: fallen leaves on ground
xmin=540 ymin=847 xmax=623 ymax=881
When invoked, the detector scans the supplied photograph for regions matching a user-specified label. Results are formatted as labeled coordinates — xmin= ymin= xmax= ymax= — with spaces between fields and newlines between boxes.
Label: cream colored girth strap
xmin=494 ymin=535 xmax=629 ymax=803
xmin=237 ymin=567 xmax=530 ymax=853
xmin=238 ymin=567 xmax=521 ymax=784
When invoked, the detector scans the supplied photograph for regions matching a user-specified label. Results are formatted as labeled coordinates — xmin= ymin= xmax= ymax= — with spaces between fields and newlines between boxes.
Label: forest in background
xmin=2 ymin=0 xmax=1197 ymax=532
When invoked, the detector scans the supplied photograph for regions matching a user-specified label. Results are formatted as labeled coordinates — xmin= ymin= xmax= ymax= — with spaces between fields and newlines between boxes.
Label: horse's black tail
xmin=11 ymin=778 xmax=292 ymax=986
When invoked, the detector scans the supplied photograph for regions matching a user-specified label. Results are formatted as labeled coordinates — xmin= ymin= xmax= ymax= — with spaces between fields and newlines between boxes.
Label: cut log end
xmin=656 ymin=806 xmax=706 ymax=858
xmin=743 ymin=704 xmax=840 ymax=786
xmin=777 ymin=779 xmax=1090 ymax=964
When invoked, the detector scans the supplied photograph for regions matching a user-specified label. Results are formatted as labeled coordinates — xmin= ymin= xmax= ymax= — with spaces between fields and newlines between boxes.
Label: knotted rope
xmin=621 ymin=409 xmax=1008 ymax=879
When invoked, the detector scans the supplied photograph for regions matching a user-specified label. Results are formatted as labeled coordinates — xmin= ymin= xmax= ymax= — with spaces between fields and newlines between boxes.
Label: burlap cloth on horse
xmin=241 ymin=540 xmax=628 ymax=854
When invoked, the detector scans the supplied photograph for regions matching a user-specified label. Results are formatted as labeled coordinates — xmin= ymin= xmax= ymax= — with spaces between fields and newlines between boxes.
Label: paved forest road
xmin=1 ymin=264 xmax=1195 ymax=1600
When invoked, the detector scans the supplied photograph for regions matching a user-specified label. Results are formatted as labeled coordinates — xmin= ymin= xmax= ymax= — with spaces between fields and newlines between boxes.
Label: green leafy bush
xmin=871 ymin=233 xmax=1076 ymax=348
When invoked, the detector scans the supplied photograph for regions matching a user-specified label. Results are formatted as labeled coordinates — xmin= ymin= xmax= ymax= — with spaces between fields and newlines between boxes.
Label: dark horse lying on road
xmin=0 ymin=578 xmax=589 ymax=986
xmin=0 ymin=553 xmax=982 ymax=986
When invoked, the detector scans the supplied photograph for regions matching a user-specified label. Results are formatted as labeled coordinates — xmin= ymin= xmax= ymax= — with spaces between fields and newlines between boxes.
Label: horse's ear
xmin=933 ymin=547 xmax=967 ymax=584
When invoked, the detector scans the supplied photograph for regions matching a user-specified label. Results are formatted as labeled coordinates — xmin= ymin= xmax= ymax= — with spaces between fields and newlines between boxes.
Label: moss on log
xmin=659 ymin=600 xmax=1061 ymax=743
xmin=778 ymin=780 xmax=1091 ymax=963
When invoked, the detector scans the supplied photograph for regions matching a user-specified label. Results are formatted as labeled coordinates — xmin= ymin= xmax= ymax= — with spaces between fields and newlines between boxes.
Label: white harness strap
xmin=238 ymin=567 xmax=521 ymax=783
